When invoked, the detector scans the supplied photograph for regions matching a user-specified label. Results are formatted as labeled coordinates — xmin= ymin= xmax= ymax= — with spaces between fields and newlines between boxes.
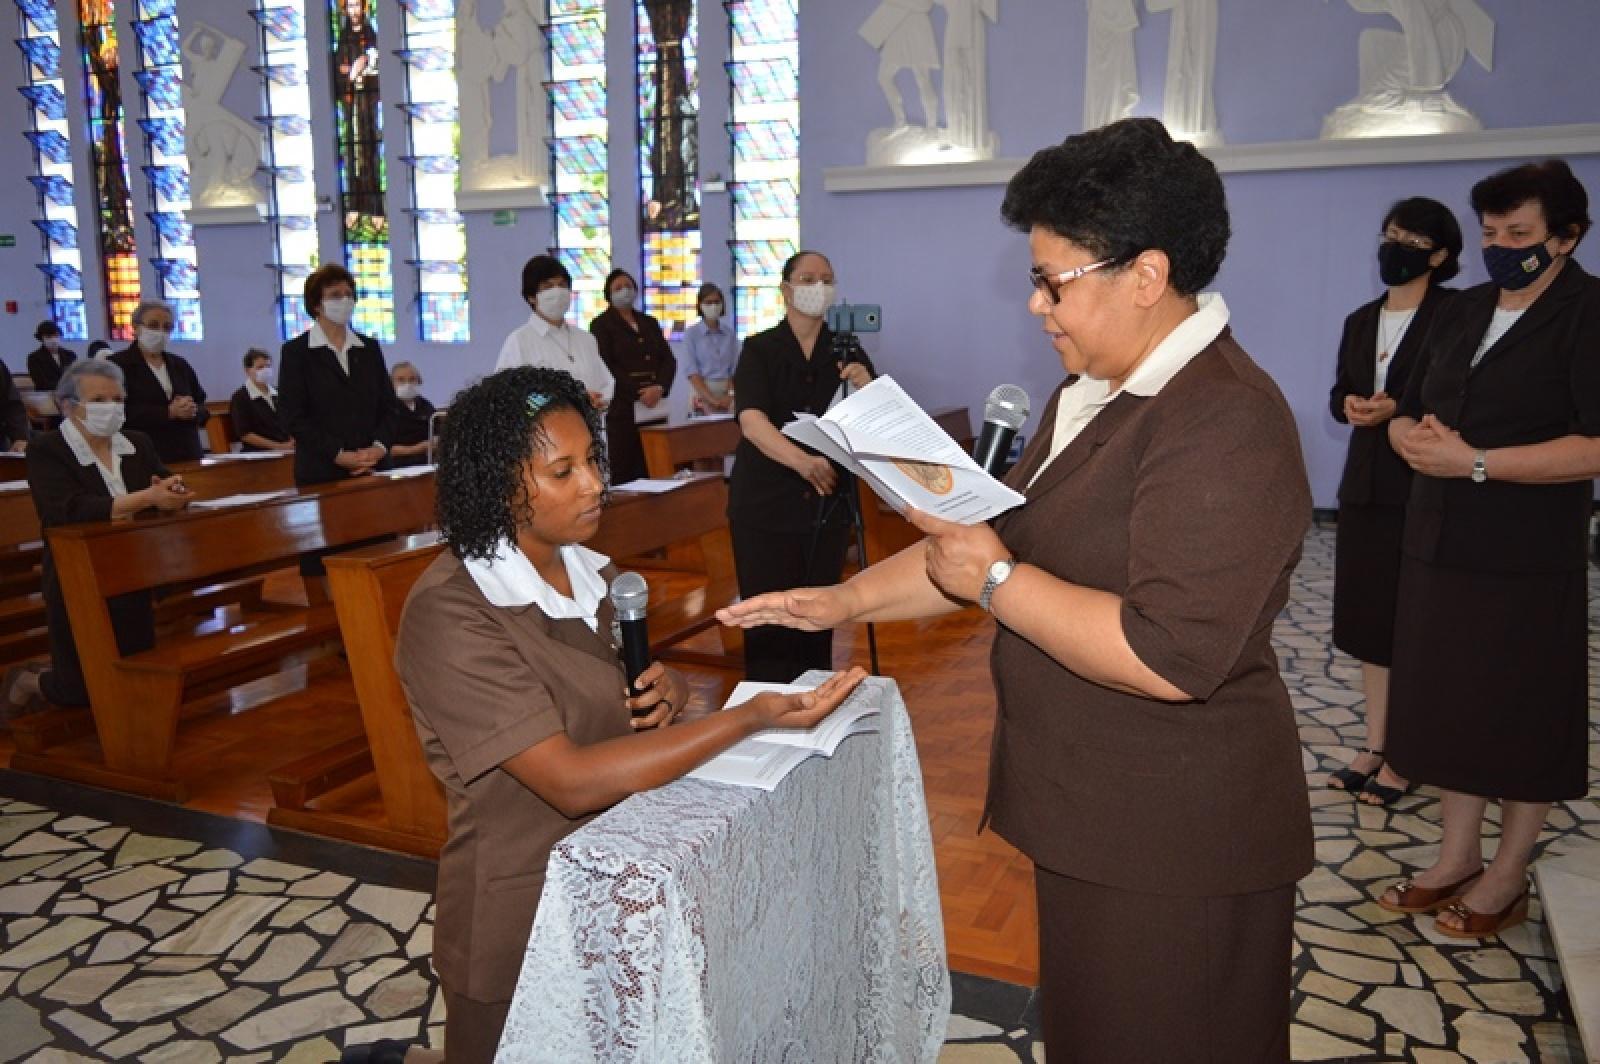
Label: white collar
xmin=464 ymin=541 xmax=611 ymax=626
xmin=245 ymin=377 xmax=277 ymax=402
xmin=526 ymin=310 xmax=569 ymax=339
xmin=1062 ymin=292 xmax=1231 ymax=412
xmin=61 ymin=416 xmax=136 ymax=467
xmin=308 ymin=321 xmax=366 ymax=354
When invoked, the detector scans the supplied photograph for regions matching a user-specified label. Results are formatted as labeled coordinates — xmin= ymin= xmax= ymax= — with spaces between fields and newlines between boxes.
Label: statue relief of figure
xmin=1146 ymin=0 xmax=1222 ymax=145
xmin=936 ymin=0 xmax=998 ymax=156
xmin=1083 ymin=0 xmax=1140 ymax=131
xmin=458 ymin=0 xmax=548 ymax=196
xmin=860 ymin=0 xmax=941 ymax=128
xmin=1322 ymin=0 xmax=1495 ymax=139
xmin=181 ymin=24 xmax=262 ymax=211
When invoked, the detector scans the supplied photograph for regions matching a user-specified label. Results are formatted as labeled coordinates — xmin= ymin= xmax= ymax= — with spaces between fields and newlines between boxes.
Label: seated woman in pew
xmin=3 ymin=360 xmax=190 ymax=718
xmin=229 ymin=348 xmax=292 ymax=452
xmin=386 ymin=361 xmax=436 ymax=468
xmin=394 ymin=366 xmax=865 ymax=1063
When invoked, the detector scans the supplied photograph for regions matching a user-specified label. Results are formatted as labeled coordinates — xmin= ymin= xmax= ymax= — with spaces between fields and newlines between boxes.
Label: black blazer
xmin=26 ymin=344 xmax=76 ymax=392
xmin=1399 ymin=262 xmax=1600 ymax=574
xmin=390 ymin=395 xmax=437 ymax=468
xmin=228 ymin=385 xmax=290 ymax=451
xmin=1329 ymin=285 xmax=1451 ymax=506
xmin=109 ymin=347 xmax=208 ymax=464
xmin=1 ymin=360 xmax=29 ymax=449
xmin=277 ymin=329 xmax=396 ymax=485
xmin=26 ymin=426 xmax=169 ymax=527
xmin=590 ymin=307 xmax=678 ymax=483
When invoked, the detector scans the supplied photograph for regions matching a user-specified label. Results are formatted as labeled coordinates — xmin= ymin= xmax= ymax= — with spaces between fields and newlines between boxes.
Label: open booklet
xmin=685 ymin=681 xmax=880 ymax=791
xmin=781 ymin=375 xmax=1024 ymax=525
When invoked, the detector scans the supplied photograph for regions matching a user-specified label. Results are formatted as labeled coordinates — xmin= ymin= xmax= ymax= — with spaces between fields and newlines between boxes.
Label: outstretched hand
xmin=748 ymin=667 xmax=869 ymax=731
xmin=717 ymin=585 xmax=855 ymax=633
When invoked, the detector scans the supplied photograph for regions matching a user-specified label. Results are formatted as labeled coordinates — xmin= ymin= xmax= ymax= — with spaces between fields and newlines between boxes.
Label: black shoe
xmin=340 ymin=1039 xmax=410 ymax=1064
xmin=1326 ymin=747 xmax=1383 ymax=794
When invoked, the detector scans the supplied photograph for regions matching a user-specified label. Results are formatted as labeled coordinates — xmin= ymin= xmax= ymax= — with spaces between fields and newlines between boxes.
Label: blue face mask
xmin=1482 ymin=239 xmax=1556 ymax=291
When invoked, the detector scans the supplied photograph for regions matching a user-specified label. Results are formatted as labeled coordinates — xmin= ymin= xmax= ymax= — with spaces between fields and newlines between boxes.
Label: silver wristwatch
xmin=979 ymin=557 xmax=1017 ymax=613
xmin=1471 ymin=450 xmax=1488 ymax=483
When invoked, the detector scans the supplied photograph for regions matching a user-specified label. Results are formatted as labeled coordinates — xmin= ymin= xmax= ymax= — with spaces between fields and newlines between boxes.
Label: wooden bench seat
xmin=269 ymin=735 xmax=374 ymax=810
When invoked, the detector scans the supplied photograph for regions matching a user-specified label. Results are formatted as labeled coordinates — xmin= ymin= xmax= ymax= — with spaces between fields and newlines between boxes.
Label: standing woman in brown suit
xmin=721 ymin=118 xmax=1313 ymax=1062
xmin=590 ymin=268 xmax=676 ymax=484
xmin=1326 ymin=197 xmax=1461 ymax=806
xmin=395 ymin=366 xmax=863 ymax=1062
xmin=1379 ymin=160 xmax=1600 ymax=939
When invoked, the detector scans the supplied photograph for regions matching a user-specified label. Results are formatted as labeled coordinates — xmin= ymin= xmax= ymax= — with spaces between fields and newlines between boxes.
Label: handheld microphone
xmin=972 ymin=385 xmax=1031 ymax=477
xmin=608 ymin=572 xmax=652 ymax=709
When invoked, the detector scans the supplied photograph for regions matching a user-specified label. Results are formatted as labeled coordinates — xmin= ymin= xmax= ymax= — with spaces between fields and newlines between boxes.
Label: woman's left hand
xmin=625 ymin=662 xmax=689 ymax=729
xmin=904 ymin=507 xmax=1011 ymax=604
xmin=839 ymin=362 xmax=873 ymax=391
xmin=1399 ymin=414 xmax=1476 ymax=478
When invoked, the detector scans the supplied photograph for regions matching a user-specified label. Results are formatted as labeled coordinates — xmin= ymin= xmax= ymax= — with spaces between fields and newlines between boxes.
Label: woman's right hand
xmin=747 ymin=667 xmax=868 ymax=731
xmin=796 ymin=454 xmax=837 ymax=495
xmin=717 ymin=585 xmax=856 ymax=632
xmin=146 ymin=475 xmax=191 ymax=512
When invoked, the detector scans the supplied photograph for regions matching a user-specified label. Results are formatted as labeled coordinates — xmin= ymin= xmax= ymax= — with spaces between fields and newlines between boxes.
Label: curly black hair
xmin=1471 ymin=159 xmax=1592 ymax=248
xmin=1000 ymin=118 xmax=1230 ymax=296
xmin=435 ymin=366 xmax=608 ymax=562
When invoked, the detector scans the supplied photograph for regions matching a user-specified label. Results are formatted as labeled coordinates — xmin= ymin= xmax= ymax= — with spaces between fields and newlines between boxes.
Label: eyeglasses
xmin=1029 ymin=259 xmax=1113 ymax=304
xmin=1380 ymin=231 xmax=1435 ymax=252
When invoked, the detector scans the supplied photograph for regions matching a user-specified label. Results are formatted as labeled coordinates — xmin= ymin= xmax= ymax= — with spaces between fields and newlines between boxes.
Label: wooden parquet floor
xmin=0 ymin=567 xmax=1039 ymax=986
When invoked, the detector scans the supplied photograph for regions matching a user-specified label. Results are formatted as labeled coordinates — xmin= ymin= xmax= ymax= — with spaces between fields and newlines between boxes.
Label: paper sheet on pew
xmin=189 ymin=489 xmax=295 ymax=510
xmin=373 ymin=464 xmax=434 ymax=478
xmin=203 ymin=450 xmax=287 ymax=462
xmin=685 ymin=680 xmax=880 ymax=791
xmin=611 ymin=478 xmax=688 ymax=494
xmin=0 ymin=480 xmax=27 ymax=492
xmin=781 ymin=375 xmax=1024 ymax=525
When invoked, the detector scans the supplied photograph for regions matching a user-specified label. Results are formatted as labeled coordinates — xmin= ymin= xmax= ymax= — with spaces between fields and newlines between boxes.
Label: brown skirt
xmin=1034 ymin=866 xmax=1294 ymax=1064
xmin=1332 ymin=503 xmax=1406 ymax=666
xmin=1387 ymin=556 xmax=1589 ymax=802
xmin=442 ymin=990 xmax=511 ymax=1064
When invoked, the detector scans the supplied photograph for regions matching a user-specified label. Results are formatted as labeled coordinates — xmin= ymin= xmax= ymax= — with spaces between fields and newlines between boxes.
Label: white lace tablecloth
xmin=497 ymin=675 xmax=950 ymax=1062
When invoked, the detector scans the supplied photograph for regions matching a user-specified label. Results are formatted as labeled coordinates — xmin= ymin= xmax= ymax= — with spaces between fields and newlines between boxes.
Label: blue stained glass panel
xmin=728 ymin=120 xmax=796 ymax=163
xmin=409 ymin=259 xmax=465 ymax=275
xmin=16 ymin=36 xmax=60 ymax=77
xmin=138 ymin=117 xmax=186 ymax=156
xmin=551 ymin=135 xmax=606 ymax=176
xmin=38 ymin=262 xmax=83 ymax=289
xmin=33 ymin=218 xmax=78 ymax=248
xmin=395 ymin=46 xmax=451 ymax=71
xmin=254 ymin=62 xmax=304 ymax=86
xmin=133 ymin=16 xmax=181 ymax=66
xmin=263 ymin=163 xmax=310 ymax=183
xmin=142 ymin=164 xmax=190 ymax=201
xmin=396 ymin=100 xmax=456 ymax=123
xmin=729 ymin=0 xmax=797 ymax=47
xmin=411 ymin=207 xmax=462 ymax=225
xmin=133 ymin=67 xmax=182 ymax=110
xmin=27 ymin=174 xmax=73 ymax=206
xmin=551 ymin=78 xmax=605 ymax=122
xmin=549 ymin=0 xmax=597 ymax=17
xmin=548 ymin=17 xmax=603 ymax=67
xmin=171 ymin=298 xmax=201 ymax=339
xmin=419 ymin=292 xmax=468 ymax=342
xmin=138 ymin=0 xmax=177 ymax=18
xmin=53 ymin=299 xmax=87 ymax=339
xmin=251 ymin=6 xmax=304 ymax=42
xmin=24 ymin=129 xmax=72 ymax=165
xmin=552 ymin=190 xmax=607 ymax=228
xmin=728 ymin=58 xmax=796 ymax=106
xmin=148 ymin=211 xmax=192 ymax=245
xmin=16 ymin=0 xmax=57 ymax=31
xmin=399 ymin=154 xmax=457 ymax=174
xmin=398 ymin=0 xmax=453 ymax=18
xmin=270 ymin=214 xmax=317 ymax=231
xmin=152 ymin=257 xmax=198 ymax=290
xmin=19 ymin=83 xmax=67 ymax=121
xmin=554 ymin=246 xmax=610 ymax=280
xmin=257 ymin=114 xmax=310 ymax=135
xmin=731 ymin=180 xmax=798 ymax=222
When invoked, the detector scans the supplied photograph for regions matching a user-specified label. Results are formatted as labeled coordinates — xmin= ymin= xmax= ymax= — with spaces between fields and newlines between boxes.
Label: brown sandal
xmin=1377 ymin=868 xmax=1484 ymax=914
xmin=1434 ymin=883 xmax=1531 ymax=940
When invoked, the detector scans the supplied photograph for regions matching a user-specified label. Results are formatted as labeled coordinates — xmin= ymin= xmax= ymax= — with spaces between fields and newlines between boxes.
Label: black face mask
xmin=1377 ymin=241 xmax=1436 ymax=287
xmin=1483 ymin=239 xmax=1556 ymax=291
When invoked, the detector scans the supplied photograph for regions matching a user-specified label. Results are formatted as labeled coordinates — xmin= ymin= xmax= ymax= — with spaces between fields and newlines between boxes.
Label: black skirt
xmin=1387 ymin=556 xmax=1589 ymax=802
xmin=1332 ymin=503 xmax=1406 ymax=666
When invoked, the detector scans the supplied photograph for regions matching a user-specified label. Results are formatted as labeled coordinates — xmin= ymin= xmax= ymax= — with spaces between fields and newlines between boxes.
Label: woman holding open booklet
xmin=719 ymin=119 xmax=1313 ymax=1063
xmin=394 ymin=365 xmax=865 ymax=1063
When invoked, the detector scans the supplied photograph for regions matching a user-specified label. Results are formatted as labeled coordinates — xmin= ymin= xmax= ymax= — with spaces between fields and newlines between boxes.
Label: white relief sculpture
xmin=1322 ymin=0 xmax=1495 ymax=139
xmin=458 ymin=0 xmax=549 ymax=204
xmin=1147 ymin=0 xmax=1222 ymax=145
xmin=936 ymin=0 xmax=998 ymax=156
xmin=181 ymin=23 xmax=262 ymax=214
xmin=1083 ymin=0 xmax=1141 ymax=131
xmin=860 ymin=0 xmax=1000 ymax=166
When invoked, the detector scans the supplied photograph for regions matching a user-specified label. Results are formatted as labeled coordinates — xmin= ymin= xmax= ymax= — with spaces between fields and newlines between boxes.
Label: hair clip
xmin=526 ymin=391 xmax=552 ymax=417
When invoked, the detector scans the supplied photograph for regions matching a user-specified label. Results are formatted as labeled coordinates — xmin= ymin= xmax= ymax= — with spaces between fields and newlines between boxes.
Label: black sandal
xmin=1327 ymin=747 xmax=1382 ymax=793
xmin=1358 ymin=773 xmax=1413 ymax=807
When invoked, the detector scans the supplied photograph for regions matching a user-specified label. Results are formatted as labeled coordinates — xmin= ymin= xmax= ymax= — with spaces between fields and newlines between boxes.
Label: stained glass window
xmin=548 ymin=0 xmax=608 ymax=326
xmin=329 ymin=0 xmax=394 ymax=341
xmin=16 ymin=0 xmax=87 ymax=339
xmin=727 ymin=0 xmax=799 ymax=334
xmin=253 ymin=2 xmax=320 ymax=340
xmin=132 ymin=0 xmax=201 ymax=340
xmin=78 ymin=0 xmax=140 ymax=342
xmin=636 ymin=1 xmax=698 ymax=340
xmin=398 ymin=0 xmax=467 ymax=343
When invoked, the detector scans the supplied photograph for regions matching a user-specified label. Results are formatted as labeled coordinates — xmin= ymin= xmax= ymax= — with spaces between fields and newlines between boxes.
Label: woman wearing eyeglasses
xmin=721 ymin=119 xmax=1312 ymax=1060
xmin=1325 ymin=197 xmax=1461 ymax=808
xmin=108 ymin=300 xmax=208 ymax=465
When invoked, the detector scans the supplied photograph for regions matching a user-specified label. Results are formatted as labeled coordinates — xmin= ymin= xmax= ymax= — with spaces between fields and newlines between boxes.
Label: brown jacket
xmin=395 ymin=552 xmax=631 ymax=1003
xmin=987 ymin=330 xmax=1314 ymax=898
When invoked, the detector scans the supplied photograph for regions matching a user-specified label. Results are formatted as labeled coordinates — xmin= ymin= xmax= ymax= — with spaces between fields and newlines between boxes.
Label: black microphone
xmin=972 ymin=385 xmax=1031 ymax=476
xmin=608 ymin=572 xmax=652 ymax=710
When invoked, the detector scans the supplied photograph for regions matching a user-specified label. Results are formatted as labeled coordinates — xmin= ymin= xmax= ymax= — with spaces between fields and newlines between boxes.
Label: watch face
xmin=989 ymin=559 xmax=1012 ymax=580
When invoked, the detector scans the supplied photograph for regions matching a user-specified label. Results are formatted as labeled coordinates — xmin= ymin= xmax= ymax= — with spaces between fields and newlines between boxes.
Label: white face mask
xmin=789 ymin=282 xmax=835 ymax=319
xmin=700 ymin=303 xmax=722 ymax=323
xmin=42 ymin=337 xmax=60 ymax=352
xmin=609 ymin=286 xmax=637 ymax=310
xmin=536 ymin=286 xmax=572 ymax=321
xmin=321 ymin=296 xmax=355 ymax=326
xmin=250 ymin=367 xmax=273 ymax=385
xmin=394 ymin=382 xmax=420 ymax=401
xmin=137 ymin=327 xmax=167 ymax=354
xmin=79 ymin=400 xmax=125 ymax=438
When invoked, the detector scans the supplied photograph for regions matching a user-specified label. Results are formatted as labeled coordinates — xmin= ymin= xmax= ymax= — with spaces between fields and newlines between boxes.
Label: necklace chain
xmin=1377 ymin=307 xmax=1418 ymax=362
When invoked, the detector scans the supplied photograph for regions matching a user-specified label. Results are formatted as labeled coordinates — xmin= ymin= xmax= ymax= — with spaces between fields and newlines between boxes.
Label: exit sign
xmin=0 ymin=234 xmax=15 ymax=248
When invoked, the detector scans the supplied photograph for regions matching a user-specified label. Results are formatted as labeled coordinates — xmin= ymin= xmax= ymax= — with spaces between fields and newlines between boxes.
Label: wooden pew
xmin=0 ymin=453 xmax=25 ymax=483
xmin=1 ymin=481 xmax=40 ymax=548
xmin=639 ymin=416 xmax=741 ymax=479
xmin=282 ymin=474 xmax=738 ymax=855
xmin=10 ymin=472 xmax=436 ymax=800
xmin=204 ymin=399 xmax=235 ymax=454
xmin=170 ymin=452 xmax=295 ymax=499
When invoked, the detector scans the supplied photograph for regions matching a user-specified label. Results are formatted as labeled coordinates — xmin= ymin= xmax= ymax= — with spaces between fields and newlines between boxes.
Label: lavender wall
xmin=2 ymin=0 xmax=1597 ymax=505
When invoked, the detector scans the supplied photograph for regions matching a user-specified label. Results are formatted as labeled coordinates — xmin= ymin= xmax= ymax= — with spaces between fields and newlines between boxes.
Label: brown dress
xmin=989 ymin=330 xmax=1313 ymax=1062
xmin=395 ymin=552 xmax=632 ymax=1063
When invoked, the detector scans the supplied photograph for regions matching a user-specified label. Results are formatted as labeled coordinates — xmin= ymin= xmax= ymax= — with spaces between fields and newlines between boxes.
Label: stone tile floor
xmin=1 ymin=521 xmax=1596 ymax=1062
